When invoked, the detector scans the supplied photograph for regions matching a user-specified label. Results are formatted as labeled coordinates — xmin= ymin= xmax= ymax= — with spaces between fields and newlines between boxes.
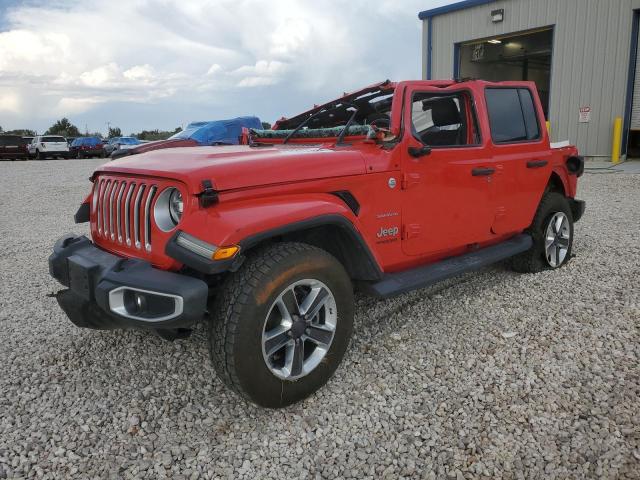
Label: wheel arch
xmin=546 ymin=170 xmax=567 ymax=196
xmin=239 ymin=214 xmax=383 ymax=282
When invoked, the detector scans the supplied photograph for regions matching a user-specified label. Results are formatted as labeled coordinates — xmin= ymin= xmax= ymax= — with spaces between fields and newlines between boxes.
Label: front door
xmin=401 ymin=87 xmax=495 ymax=257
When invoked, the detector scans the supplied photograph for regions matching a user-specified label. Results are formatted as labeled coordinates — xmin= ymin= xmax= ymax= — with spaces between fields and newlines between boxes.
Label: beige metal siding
xmin=424 ymin=0 xmax=635 ymax=157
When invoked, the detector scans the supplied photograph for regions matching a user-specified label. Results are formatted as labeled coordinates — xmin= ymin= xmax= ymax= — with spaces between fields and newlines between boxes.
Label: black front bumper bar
xmin=49 ymin=235 xmax=208 ymax=331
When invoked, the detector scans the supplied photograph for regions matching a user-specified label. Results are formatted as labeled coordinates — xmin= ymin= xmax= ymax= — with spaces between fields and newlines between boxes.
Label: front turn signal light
xmin=213 ymin=245 xmax=240 ymax=260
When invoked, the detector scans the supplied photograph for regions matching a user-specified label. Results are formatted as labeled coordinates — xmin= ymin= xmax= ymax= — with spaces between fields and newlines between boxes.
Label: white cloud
xmin=0 ymin=0 xmax=451 ymax=133
xmin=0 ymin=91 xmax=20 ymax=113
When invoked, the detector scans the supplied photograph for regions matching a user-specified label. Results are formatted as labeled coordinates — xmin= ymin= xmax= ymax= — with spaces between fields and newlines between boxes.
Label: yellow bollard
xmin=611 ymin=117 xmax=622 ymax=164
xmin=545 ymin=120 xmax=551 ymax=138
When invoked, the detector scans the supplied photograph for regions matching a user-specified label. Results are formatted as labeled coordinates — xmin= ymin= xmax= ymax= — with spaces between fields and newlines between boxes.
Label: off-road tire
xmin=208 ymin=242 xmax=354 ymax=408
xmin=511 ymin=191 xmax=574 ymax=273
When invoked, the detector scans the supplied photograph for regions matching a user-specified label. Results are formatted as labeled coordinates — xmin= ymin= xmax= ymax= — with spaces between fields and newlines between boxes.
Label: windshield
xmin=273 ymin=85 xmax=394 ymax=137
xmin=118 ymin=137 xmax=139 ymax=145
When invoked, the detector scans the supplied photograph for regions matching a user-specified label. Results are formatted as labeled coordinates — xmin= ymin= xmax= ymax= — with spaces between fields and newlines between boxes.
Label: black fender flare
xmin=167 ymin=214 xmax=383 ymax=281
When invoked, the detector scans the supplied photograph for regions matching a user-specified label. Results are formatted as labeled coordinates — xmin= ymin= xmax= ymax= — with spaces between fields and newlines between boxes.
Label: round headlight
xmin=169 ymin=189 xmax=183 ymax=224
xmin=154 ymin=187 xmax=183 ymax=232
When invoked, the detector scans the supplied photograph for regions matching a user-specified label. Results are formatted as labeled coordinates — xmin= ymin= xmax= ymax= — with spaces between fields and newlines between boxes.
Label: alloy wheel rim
xmin=261 ymin=279 xmax=337 ymax=381
xmin=544 ymin=212 xmax=570 ymax=267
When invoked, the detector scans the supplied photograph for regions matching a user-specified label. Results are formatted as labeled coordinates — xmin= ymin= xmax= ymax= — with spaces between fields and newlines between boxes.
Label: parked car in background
xmin=104 ymin=137 xmax=140 ymax=156
xmin=28 ymin=136 xmax=70 ymax=159
xmin=22 ymin=136 xmax=34 ymax=145
xmin=0 ymin=135 xmax=29 ymax=160
xmin=69 ymin=137 xmax=105 ymax=158
xmin=110 ymin=117 xmax=262 ymax=160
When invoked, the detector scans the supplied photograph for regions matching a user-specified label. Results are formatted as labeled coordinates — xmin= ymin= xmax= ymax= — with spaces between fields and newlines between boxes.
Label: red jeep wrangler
xmin=49 ymin=80 xmax=585 ymax=407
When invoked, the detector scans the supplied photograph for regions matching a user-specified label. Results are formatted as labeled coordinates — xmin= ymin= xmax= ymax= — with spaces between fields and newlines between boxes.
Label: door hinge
xmin=402 ymin=223 xmax=421 ymax=240
xmin=401 ymin=173 xmax=421 ymax=190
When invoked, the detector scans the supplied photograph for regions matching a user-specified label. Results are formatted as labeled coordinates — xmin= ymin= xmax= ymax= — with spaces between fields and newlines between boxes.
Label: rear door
xmin=400 ymin=86 xmax=495 ymax=257
xmin=482 ymin=86 xmax=551 ymax=234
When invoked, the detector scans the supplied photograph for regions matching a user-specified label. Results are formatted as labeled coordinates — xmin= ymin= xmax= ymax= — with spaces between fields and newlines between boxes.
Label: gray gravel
xmin=1 ymin=159 xmax=639 ymax=479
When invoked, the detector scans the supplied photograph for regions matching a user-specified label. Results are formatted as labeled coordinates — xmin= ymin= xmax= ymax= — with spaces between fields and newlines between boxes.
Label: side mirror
xmin=408 ymin=145 xmax=432 ymax=158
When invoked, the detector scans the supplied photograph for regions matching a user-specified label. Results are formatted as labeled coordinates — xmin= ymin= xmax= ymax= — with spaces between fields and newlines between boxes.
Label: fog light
xmin=130 ymin=292 xmax=147 ymax=313
xmin=109 ymin=287 xmax=183 ymax=322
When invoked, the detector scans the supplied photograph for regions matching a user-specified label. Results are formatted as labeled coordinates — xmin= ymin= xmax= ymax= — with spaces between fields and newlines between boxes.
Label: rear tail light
xmin=40 ymin=142 xmax=46 ymax=147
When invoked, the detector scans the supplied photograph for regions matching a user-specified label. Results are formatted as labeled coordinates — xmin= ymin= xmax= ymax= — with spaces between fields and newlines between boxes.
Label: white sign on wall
xmin=579 ymin=106 xmax=591 ymax=123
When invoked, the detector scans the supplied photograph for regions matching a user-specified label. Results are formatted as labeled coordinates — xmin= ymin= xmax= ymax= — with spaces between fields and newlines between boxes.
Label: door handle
xmin=408 ymin=145 xmax=432 ymax=158
xmin=527 ymin=160 xmax=548 ymax=168
xmin=471 ymin=167 xmax=495 ymax=176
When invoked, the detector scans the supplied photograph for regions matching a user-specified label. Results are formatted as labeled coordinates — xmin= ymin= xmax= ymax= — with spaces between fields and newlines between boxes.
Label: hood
xmin=97 ymin=145 xmax=366 ymax=192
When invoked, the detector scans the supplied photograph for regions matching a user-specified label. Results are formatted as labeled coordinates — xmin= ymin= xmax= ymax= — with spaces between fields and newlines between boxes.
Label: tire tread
xmin=209 ymin=242 xmax=322 ymax=401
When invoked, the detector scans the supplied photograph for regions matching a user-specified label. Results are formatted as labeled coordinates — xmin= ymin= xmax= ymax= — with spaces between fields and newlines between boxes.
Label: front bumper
xmin=49 ymin=234 xmax=208 ymax=331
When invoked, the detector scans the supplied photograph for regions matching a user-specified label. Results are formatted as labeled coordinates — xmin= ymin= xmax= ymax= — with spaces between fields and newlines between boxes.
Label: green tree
xmin=261 ymin=122 xmax=272 ymax=130
xmin=46 ymin=118 xmax=81 ymax=137
xmin=130 ymin=127 xmax=182 ymax=141
xmin=108 ymin=126 xmax=122 ymax=138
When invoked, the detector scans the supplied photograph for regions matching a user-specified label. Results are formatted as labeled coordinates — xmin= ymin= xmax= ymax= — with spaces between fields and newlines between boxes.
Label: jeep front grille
xmin=94 ymin=178 xmax=158 ymax=251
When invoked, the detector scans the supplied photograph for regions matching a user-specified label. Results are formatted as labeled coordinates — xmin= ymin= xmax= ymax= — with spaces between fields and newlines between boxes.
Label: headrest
xmin=425 ymin=98 xmax=460 ymax=127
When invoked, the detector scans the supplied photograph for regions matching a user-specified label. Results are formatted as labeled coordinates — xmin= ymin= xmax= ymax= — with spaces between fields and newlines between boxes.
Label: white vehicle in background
xmin=28 ymin=136 xmax=70 ymax=160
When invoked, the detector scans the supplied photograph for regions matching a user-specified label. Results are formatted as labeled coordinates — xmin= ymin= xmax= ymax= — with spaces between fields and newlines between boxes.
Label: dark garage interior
xmin=457 ymin=28 xmax=553 ymax=119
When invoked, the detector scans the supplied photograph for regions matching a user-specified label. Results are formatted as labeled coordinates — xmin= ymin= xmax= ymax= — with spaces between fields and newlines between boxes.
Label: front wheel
xmin=511 ymin=191 xmax=574 ymax=273
xmin=209 ymin=242 xmax=354 ymax=408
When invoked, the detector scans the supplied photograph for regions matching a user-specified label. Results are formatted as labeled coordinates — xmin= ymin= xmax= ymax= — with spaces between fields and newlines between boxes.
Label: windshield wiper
xmin=283 ymin=106 xmax=331 ymax=144
xmin=335 ymin=102 xmax=359 ymax=146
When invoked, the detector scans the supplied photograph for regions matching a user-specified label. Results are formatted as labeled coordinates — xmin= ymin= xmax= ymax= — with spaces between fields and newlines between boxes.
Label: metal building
xmin=419 ymin=0 xmax=640 ymax=160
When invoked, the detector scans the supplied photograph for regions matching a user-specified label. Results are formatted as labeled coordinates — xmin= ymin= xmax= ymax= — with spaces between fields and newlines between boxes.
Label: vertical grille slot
xmin=101 ymin=180 xmax=111 ymax=237
xmin=108 ymin=181 xmax=118 ymax=240
xmin=143 ymin=185 xmax=157 ymax=252
xmin=95 ymin=179 xmax=105 ymax=234
xmin=133 ymin=184 xmax=146 ymax=249
xmin=115 ymin=182 xmax=127 ymax=243
xmin=124 ymin=183 xmax=135 ymax=246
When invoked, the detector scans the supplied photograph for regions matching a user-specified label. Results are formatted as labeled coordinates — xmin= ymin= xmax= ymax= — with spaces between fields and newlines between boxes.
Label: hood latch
xmin=198 ymin=179 xmax=218 ymax=207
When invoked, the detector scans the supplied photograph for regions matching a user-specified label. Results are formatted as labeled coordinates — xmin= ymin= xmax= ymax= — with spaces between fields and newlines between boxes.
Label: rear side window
xmin=0 ymin=136 xmax=23 ymax=146
xmin=485 ymin=88 xmax=540 ymax=143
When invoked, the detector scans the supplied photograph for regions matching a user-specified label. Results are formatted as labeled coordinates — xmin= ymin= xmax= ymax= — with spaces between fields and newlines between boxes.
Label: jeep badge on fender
xmin=49 ymin=79 xmax=585 ymax=408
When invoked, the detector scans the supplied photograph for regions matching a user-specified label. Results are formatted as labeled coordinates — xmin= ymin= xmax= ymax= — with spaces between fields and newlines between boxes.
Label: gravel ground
xmin=0 ymin=159 xmax=638 ymax=479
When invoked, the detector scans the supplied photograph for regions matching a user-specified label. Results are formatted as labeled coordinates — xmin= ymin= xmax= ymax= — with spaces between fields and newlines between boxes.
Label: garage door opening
xmin=627 ymin=12 xmax=640 ymax=159
xmin=456 ymin=28 xmax=553 ymax=118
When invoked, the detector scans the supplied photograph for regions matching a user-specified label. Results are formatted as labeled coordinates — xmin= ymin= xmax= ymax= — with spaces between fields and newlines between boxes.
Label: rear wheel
xmin=36 ymin=150 xmax=43 ymax=160
xmin=209 ymin=242 xmax=354 ymax=408
xmin=76 ymin=150 xmax=82 ymax=159
xmin=511 ymin=191 xmax=574 ymax=273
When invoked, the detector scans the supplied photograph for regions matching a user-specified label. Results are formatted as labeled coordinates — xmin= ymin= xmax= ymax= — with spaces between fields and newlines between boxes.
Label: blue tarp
xmin=169 ymin=116 xmax=262 ymax=145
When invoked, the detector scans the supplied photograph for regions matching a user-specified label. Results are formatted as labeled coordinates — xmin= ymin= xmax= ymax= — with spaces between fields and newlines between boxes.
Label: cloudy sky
xmin=0 ymin=0 xmax=452 ymax=135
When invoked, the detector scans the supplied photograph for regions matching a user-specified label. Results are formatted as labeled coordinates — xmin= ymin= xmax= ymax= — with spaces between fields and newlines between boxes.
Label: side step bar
xmin=363 ymin=234 xmax=533 ymax=298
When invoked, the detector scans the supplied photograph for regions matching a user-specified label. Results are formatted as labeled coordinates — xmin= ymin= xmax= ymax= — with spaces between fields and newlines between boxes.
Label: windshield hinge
xmin=198 ymin=180 xmax=218 ymax=207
